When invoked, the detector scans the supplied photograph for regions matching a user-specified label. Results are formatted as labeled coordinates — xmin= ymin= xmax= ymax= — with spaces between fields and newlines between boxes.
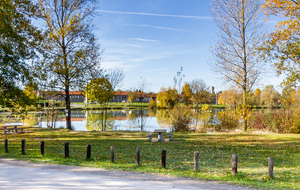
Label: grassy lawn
xmin=0 ymin=128 xmax=299 ymax=190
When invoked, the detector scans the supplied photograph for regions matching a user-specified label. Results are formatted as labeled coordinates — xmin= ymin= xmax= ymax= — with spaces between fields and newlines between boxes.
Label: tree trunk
xmin=241 ymin=0 xmax=248 ymax=132
xmin=65 ymin=86 xmax=72 ymax=130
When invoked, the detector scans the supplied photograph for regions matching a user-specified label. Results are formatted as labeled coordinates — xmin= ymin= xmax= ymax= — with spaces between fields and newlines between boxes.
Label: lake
xmin=0 ymin=109 xmax=173 ymax=132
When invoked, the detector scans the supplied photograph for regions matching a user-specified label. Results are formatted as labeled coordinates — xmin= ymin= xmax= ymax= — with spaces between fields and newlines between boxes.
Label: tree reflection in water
xmin=85 ymin=110 xmax=114 ymax=131
xmin=127 ymin=108 xmax=148 ymax=131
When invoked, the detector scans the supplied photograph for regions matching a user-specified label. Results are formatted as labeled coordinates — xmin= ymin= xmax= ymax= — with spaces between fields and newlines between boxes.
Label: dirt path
xmin=0 ymin=158 xmax=256 ymax=190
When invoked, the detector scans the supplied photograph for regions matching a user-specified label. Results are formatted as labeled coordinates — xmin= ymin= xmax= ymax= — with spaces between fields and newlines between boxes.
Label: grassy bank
xmin=0 ymin=128 xmax=299 ymax=190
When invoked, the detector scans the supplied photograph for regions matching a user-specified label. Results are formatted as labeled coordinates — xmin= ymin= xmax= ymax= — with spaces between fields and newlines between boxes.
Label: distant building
xmin=112 ymin=91 xmax=157 ymax=103
xmin=113 ymin=91 xmax=128 ymax=102
xmin=38 ymin=91 xmax=85 ymax=103
xmin=210 ymin=86 xmax=215 ymax=94
xmin=39 ymin=90 xmax=157 ymax=103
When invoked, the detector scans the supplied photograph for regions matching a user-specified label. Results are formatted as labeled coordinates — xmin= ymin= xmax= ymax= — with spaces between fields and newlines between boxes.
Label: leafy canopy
xmin=262 ymin=0 xmax=300 ymax=86
xmin=0 ymin=0 xmax=41 ymax=108
xmin=86 ymin=78 xmax=114 ymax=104
xmin=157 ymin=87 xmax=179 ymax=108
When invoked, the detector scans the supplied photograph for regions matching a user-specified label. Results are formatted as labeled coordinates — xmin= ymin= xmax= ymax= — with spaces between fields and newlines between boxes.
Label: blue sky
xmin=94 ymin=0 xmax=283 ymax=93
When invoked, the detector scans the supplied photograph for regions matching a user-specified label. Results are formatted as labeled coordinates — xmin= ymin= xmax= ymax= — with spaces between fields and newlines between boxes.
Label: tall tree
xmin=85 ymin=78 xmax=113 ymax=130
xmin=0 ymin=0 xmax=41 ymax=108
xmin=281 ymin=86 xmax=296 ymax=108
xmin=36 ymin=0 xmax=102 ymax=129
xmin=157 ymin=87 xmax=179 ymax=108
xmin=260 ymin=85 xmax=280 ymax=108
xmin=173 ymin=67 xmax=184 ymax=94
xmin=261 ymin=1 xmax=300 ymax=86
xmin=189 ymin=79 xmax=210 ymax=107
xmin=181 ymin=82 xmax=192 ymax=105
xmin=211 ymin=0 xmax=265 ymax=130
xmin=106 ymin=67 xmax=125 ymax=91
xmin=85 ymin=78 xmax=114 ymax=105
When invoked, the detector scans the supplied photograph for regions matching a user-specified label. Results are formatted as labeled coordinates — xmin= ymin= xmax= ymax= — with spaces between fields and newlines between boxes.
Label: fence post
xmin=110 ymin=146 xmax=115 ymax=162
xmin=136 ymin=147 xmax=141 ymax=166
xmin=21 ymin=139 xmax=26 ymax=155
xmin=231 ymin=154 xmax=238 ymax=175
xmin=268 ymin=157 xmax=274 ymax=179
xmin=4 ymin=139 xmax=8 ymax=153
xmin=87 ymin=145 xmax=91 ymax=160
xmin=65 ymin=142 xmax=69 ymax=158
xmin=194 ymin=151 xmax=199 ymax=171
xmin=162 ymin=150 xmax=166 ymax=168
xmin=40 ymin=141 xmax=45 ymax=155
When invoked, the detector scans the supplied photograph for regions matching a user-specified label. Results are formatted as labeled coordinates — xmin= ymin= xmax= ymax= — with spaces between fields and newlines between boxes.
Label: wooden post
xmin=65 ymin=142 xmax=69 ymax=158
xmin=87 ymin=144 xmax=91 ymax=160
xmin=110 ymin=146 xmax=115 ymax=162
xmin=162 ymin=150 xmax=166 ymax=168
xmin=21 ymin=139 xmax=26 ymax=155
xmin=4 ymin=139 xmax=8 ymax=153
xmin=268 ymin=157 xmax=274 ymax=179
xmin=194 ymin=151 xmax=199 ymax=171
xmin=231 ymin=154 xmax=238 ymax=175
xmin=136 ymin=147 xmax=141 ymax=166
xmin=40 ymin=141 xmax=45 ymax=155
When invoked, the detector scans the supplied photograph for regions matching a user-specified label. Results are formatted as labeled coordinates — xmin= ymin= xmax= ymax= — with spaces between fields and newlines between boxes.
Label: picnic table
xmin=0 ymin=124 xmax=24 ymax=134
xmin=153 ymin=129 xmax=167 ymax=141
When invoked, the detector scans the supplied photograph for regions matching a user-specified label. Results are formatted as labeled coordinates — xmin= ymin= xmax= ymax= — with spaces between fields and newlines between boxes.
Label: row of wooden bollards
xmin=3 ymin=140 xmax=275 ymax=178
xmin=231 ymin=154 xmax=274 ymax=179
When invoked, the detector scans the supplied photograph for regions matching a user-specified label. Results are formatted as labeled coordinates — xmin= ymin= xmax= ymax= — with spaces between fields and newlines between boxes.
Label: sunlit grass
xmin=0 ymin=127 xmax=299 ymax=189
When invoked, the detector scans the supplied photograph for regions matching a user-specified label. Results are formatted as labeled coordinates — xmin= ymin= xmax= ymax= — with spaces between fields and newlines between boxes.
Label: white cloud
xmin=97 ymin=9 xmax=213 ymax=20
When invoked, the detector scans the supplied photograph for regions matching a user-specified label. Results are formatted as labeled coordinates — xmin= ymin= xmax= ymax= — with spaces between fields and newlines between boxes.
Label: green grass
xmin=0 ymin=128 xmax=299 ymax=190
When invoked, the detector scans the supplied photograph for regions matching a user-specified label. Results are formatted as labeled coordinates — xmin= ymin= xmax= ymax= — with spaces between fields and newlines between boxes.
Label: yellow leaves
xmin=201 ymin=104 xmax=210 ymax=111
xmin=254 ymin=88 xmax=261 ymax=96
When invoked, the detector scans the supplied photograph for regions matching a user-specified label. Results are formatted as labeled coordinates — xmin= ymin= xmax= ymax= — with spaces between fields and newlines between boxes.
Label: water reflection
xmin=0 ymin=109 xmax=221 ymax=132
xmin=37 ymin=110 xmax=172 ymax=132
xmin=127 ymin=109 xmax=148 ymax=131
xmin=85 ymin=110 xmax=115 ymax=131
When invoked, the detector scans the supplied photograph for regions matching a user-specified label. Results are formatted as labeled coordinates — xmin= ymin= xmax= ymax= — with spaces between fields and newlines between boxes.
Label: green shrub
xmin=248 ymin=109 xmax=300 ymax=133
xmin=148 ymin=98 xmax=156 ymax=109
xmin=170 ymin=106 xmax=192 ymax=132
xmin=216 ymin=110 xmax=240 ymax=131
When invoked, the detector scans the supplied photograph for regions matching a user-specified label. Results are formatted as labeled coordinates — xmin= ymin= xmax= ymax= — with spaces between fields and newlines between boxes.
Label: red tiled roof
xmin=38 ymin=91 xmax=84 ymax=95
xmin=61 ymin=91 xmax=84 ymax=95
xmin=62 ymin=118 xmax=85 ymax=121
xmin=115 ymin=91 xmax=128 ymax=96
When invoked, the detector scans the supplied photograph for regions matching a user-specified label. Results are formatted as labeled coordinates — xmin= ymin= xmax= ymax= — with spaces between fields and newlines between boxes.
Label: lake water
xmin=0 ymin=109 xmax=173 ymax=132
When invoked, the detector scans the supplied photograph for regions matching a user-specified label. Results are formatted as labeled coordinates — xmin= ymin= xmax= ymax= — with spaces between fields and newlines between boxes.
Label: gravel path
xmin=0 ymin=158 xmax=257 ymax=190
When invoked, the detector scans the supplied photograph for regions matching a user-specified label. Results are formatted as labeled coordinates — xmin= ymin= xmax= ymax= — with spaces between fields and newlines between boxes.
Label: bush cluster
xmin=248 ymin=109 xmax=300 ymax=133
xmin=216 ymin=110 xmax=240 ymax=131
xmin=170 ymin=106 xmax=192 ymax=132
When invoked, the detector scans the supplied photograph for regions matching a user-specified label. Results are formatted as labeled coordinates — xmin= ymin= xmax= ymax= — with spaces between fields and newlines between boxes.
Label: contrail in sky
xmin=97 ymin=10 xmax=213 ymax=20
